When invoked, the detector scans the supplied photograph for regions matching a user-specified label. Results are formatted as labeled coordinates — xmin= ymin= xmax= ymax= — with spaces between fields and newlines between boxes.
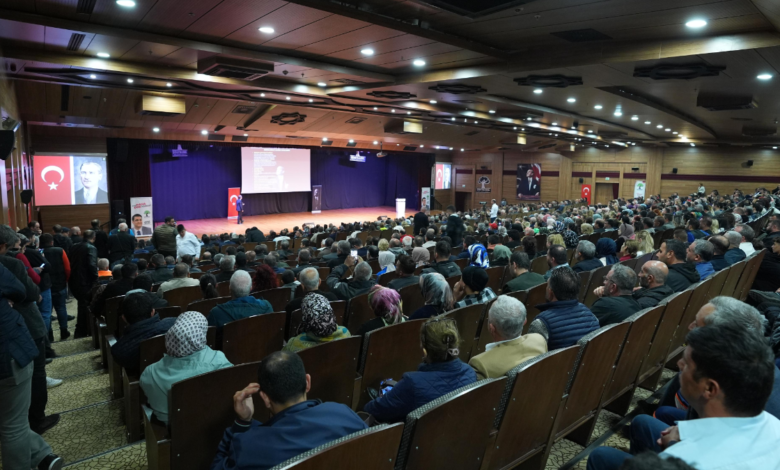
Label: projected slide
xmin=241 ymin=147 xmax=311 ymax=194
xmin=34 ymin=155 xmax=109 ymax=206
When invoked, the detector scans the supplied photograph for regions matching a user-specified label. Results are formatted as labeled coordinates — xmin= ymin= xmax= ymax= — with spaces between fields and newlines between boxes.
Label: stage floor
xmin=176 ymin=206 xmax=416 ymax=237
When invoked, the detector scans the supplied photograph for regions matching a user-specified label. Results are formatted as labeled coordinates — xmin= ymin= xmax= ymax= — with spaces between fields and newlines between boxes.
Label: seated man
xmin=148 ymin=254 xmax=173 ymax=284
xmin=215 ymin=255 xmax=237 ymax=283
xmin=543 ymin=245 xmax=569 ymax=281
xmin=453 ymin=266 xmax=497 ymax=309
xmin=211 ymin=351 xmax=367 ymax=470
xmin=502 ymin=251 xmax=544 ymax=293
xmin=632 ymin=261 xmax=673 ymax=309
xmin=686 ymin=239 xmax=715 ymax=280
xmin=208 ymin=271 xmax=272 ymax=343
xmin=264 ymin=253 xmax=285 ymax=274
xmin=422 ymin=241 xmax=461 ymax=278
xmin=529 ymin=267 xmax=600 ymax=350
xmin=234 ymin=252 xmax=255 ymax=275
xmin=586 ymin=322 xmax=780 ymax=470
xmin=157 ymin=263 xmax=200 ymax=297
xmin=658 ymin=240 xmax=700 ymax=292
xmin=326 ymin=258 xmax=376 ymax=301
xmin=387 ymin=255 xmax=419 ymax=292
xmin=285 ymin=267 xmax=337 ymax=314
xmin=181 ymin=254 xmax=201 ymax=273
xmin=723 ymin=231 xmax=747 ymax=266
xmin=97 ymin=258 xmax=111 ymax=277
xmin=590 ymin=264 xmax=642 ymax=327
xmin=292 ymin=250 xmax=314 ymax=277
xmin=708 ymin=235 xmax=732 ymax=272
xmin=468 ymin=296 xmax=546 ymax=379
xmin=572 ymin=240 xmax=603 ymax=273
xmin=110 ymin=292 xmax=176 ymax=375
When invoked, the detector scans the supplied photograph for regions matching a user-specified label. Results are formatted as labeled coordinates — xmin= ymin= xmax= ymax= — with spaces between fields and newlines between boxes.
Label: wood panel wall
xmin=38 ymin=204 xmax=111 ymax=234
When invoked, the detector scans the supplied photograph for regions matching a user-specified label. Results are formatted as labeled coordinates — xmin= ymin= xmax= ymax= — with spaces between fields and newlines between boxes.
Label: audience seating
xmin=157 ymin=306 xmax=182 ymax=319
xmin=215 ymin=281 xmax=230 ymax=297
xmin=445 ymin=275 xmax=460 ymax=291
xmin=582 ymin=264 xmax=612 ymax=307
xmin=633 ymin=251 xmax=654 ymax=275
xmin=296 ymin=336 xmax=362 ymax=408
xmin=222 ymin=312 xmax=286 ymax=363
xmin=484 ymin=266 xmax=506 ymax=293
xmin=252 ymin=287 xmax=293 ymax=312
xmin=534 ymin=234 xmax=547 ymax=253
xmin=577 ymin=271 xmax=591 ymax=303
xmin=735 ymin=249 xmax=766 ymax=301
xmin=398 ymin=284 xmax=425 ymax=318
xmin=454 ymin=258 xmax=468 ymax=270
xmin=663 ymin=279 xmax=713 ymax=369
xmin=442 ymin=303 xmax=484 ymax=362
xmin=163 ymin=285 xmax=202 ymax=308
xmin=345 ymin=293 xmax=372 ymax=335
xmin=396 ymin=378 xmax=507 ymax=470
xmin=704 ymin=267 xmax=729 ymax=303
xmin=288 ymin=301 xmax=346 ymax=340
xmin=268 ymin=424 xmax=404 ymax=470
xmin=620 ymin=258 xmax=638 ymax=272
xmin=530 ymin=256 xmax=547 ymax=275
xmin=378 ymin=271 xmax=399 ymax=286
xmin=720 ymin=260 xmax=746 ymax=298
xmin=185 ymin=297 xmax=230 ymax=316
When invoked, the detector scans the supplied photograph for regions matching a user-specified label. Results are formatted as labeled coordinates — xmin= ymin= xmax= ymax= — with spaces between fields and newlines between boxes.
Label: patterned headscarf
xmin=367 ymin=285 xmax=403 ymax=324
xmin=378 ymin=251 xmax=396 ymax=272
xmin=299 ymin=293 xmax=338 ymax=337
xmin=554 ymin=220 xmax=565 ymax=233
xmin=412 ymin=247 xmax=430 ymax=266
xmin=420 ymin=273 xmax=453 ymax=313
xmin=468 ymin=243 xmax=490 ymax=268
xmin=165 ymin=311 xmax=208 ymax=358
xmin=562 ymin=229 xmax=579 ymax=249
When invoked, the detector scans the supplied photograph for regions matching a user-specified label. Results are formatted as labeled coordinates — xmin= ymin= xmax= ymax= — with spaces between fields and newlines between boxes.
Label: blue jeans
xmin=654 ymin=406 xmax=687 ymax=426
xmin=36 ymin=289 xmax=52 ymax=332
xmin=586 ymin=415 xmax=668 ymax=470
xmin=51 ymin=288 xmax=69 ymax=330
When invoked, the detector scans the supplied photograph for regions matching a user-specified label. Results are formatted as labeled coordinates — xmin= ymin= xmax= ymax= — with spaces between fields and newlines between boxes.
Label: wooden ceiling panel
xmin=81 ymin=34 xmax=139 ymax=58
xmin=13 ymin=81 xmax=47 ymax=115
xmin=180 ymin=97 xmax=219 ymax=124
xmin=89 ymin=0 xmax=159 ymax=29
xmin=138 ymin=0 xmax=224 ymax=36
xmin=218 ymin=104 xmax=251 ymax=127
xmin=261 ymin=16 xmax=370 ymax=51
xmin=118 ymin=90 xmax=143 ymax=120
xmin=297 ymin=24 xmax=403 ymax=56
xmin=755 ymin=46 xmax=780 ymax=76
xmin=184 ymin=0 xmax=288 ymax=40
xmin=154 ymin=47 xmax=203 ymax=68
xmin=356 ymin=42 xmax=461 ymax=67
xmin=0 ymin=19 xmax=44 ymax=45
xmin=43 ymin=27 xmax=95 ymax=53
xmin=44 ymin=83 xmax=63 ymax=115
xmin=325 ymin=32 xmax=434 ymax=61
xmin=378 ymin=49 xmax=489 ymax=70
xmin=120 ymin=41 xmax=182 ymax=62
xmin=69 ymin=86 xmax=101 ymax=118
xmin=224 ymin=4 xmax=332 ymax=48
xmin=95 ymin=87 xmax=130 ymax=119
xmin=200 ymin=99 xmax=236 ymax=126
xmin=32 ymin=0 xmax=81 ymax=20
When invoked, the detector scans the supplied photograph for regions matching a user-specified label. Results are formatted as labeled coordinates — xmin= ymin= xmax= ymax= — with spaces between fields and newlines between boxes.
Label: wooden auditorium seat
xmin=633 ymin=251 xmax=655 ymax=275
xmin=345 ymin=293 xmax=372 ymax=335
xmin=530 ymin=256 xmax=547 ymax=275
xmin=441 ymin=303 xmax=484 ymax=362
xmin=163 ymin=285 xmax=203 ymax=309
xmin=577 ymin=270 xmax=592 ymax=303
xmin=252 ymin=287 xmax=293 ymax=312
xmin=720 ymin=259 xmax=746 ymax=299
xmin=221 ymin=312 xmax=286 ymax=363
xmin=156 ymin=306 xmax=182 ymax=319
xmin=378 ymin=270 xmax=399 ymax=286
xmin=734 ymin=249 xmax=766 ymax=301
xmin=296 ymin=336 xmax=362 ymax=408
xmin=215 ymin=281 xmax=230 ymax=297
xmin=664 ymin=277 xmax=719 ymax=368
xmin=185 ymin=297 xmax=230 ymax=317
xmin=582 ymin=264 xmax=612 ymax=307
xmin=398 ymin=283 xmax=425 ymax=317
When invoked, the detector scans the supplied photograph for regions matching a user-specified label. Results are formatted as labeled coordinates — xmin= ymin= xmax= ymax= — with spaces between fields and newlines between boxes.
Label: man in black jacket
xmin=91 ymin=219 xmax=109 ymax=259
xmin=245 ymin=226 xmax=266 ymax=243
xmin=41 ymin=234 xmax=72 ymax=340
xmin=387 ymin=255 xmax=419 ymax=292
xmin=93 ymin=263 xmax=138 ymax=319
xmin=762 ymin=219 xmax=780 ymax=250
xmin=52 ymin=224 xmax=72 ymax=256
xmin=413 ymin=208 xmax=429 ymax=237
xmin=658 ymin=239 xmax=700 ymax=292
xmin=22 ymin=237 xmax=53 ymax=349
xmin=444 ymin=206 xmax=464 ymax=248
xmin=285 ymin=267 xmax=337 ymax=314
xmin=107 ymin=223 xmax=136 ymax=267
xmin=326 ymin=257 xmax=376 ymax=301
xmin=292 ymin=250 xmax=314 ymax=277
xmin=572 ymin=240 xmax=603 ymax=273
xmin=69 ymin=230 xmax=98 ymax=338
xmin=326 ymin=241 xmax=349 ymax=269
xmin=590 ymin=264 xmax=642 ymax=326
xmin=423 ymin=241 xmax=461 ymax=279
xmin=148 ymin=254 xmax=173 ymax=284
xmin=632 ymin=261 xmax=674 ymax=309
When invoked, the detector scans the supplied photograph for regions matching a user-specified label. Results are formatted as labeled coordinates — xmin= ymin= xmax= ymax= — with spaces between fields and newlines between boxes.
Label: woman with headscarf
xmin=140 ymin=312 xmax=232 ymax=424
xmin=410 ymin=273 xmax=453 ymax=320
xmin=376 ymin=250 xmax=397 ymax=280
xmin=580 ymin=223 xmax=594 ymax=236
xmin=490 ymin=245 xmax=511 ymax=267
xmin=359 ymin=285 xmax=406 ymax=335
xmin=596 ymin=238 xmax=619 ymax=266
xmin=412 ymin=246 xmax=430 ymax=268
xmin=562 ymin=223 xmax=579 ymax=249
xmin=553 ymin=220 xmax=565 ymax=233
xmin=468 ymin=243 xmax=490 ymax=268
xmin=618 ymin=218 xmax=635 ymax=241
xmin=284 ymin=293 xmax=350 ymax=353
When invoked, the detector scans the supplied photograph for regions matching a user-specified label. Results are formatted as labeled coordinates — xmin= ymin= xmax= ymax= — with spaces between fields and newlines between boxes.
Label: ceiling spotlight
xmin=513 ymin=127 xmax=517 ymax=130
xmin=774 ymin=146 xmax=778 ymax=149
xmin=361 ymin=48 xmax=375 ymax=56
xmin=373 ymin=141 xmax=378 ymax=145
xmin=567 ymin=98 xmax=576 ymax=103
xmin=116 ymin=0 xmax=136 ymax=6
xmin=594 ymin=105 xmax=603 ymax=110
xmin=644 ymin=121 xmax=651 ymax=124
xmin=631 ymin=116 xmax=639 ymax=120
xmin=260 ymin=93 xmax=265 ymax=97
xmin=413 ymin=59 xmax=426 ymax=67
xmin=552 ymin=122 xmax=558 ymax=126
xmin=451 ymin=117 xmax=455 ymax=121
xmin=449 ymin=147 xmax=453 ymax=150
xmin=665 ymin=128 xmax=671 ymax=132
xmin=322 ymin=137 xmax=328 ymax=141
xmin=152 ymin=127 xmax=160 ymax=133
xmin=318 ymin=82 xmax=327 ymax=87
xmin=308 ymin=99 xmax=313 ymax=103
xmin=614 ymin=111 xmax=622 ymax=117
xmin=460 ymin=148 xmax=464 ymax=151
xmin=285 ymin=96 xmax=290 ymax=100
xmin=685 ymin=19 xmax=707 ymax=29
xmin=201 ymin=130 xmax=208 ymax=135
xmin=526 ymin=117 xmax=532 ymax=121
xmin=690 ymin=143 xmax=696 ymax=147
xmin=407 ymin=111 xmax=411 ymax=115
xmin=166 ymin=82 xmax=172 ymax=87
xmin=757 ymin=74 xmax=773 ymax=80
xmin=391 ymin=109 xmax=395 ymax=113
xmin=373 ymin=107 xmax=378 ymax=110
xmin=587 ymin=130 xmax=593 ymax=133
xmin=97 ymin=52 xmax=110 ymax=58
xmin=533 ymin=89 xmax=543 ymax=94
xmin=258 ymin=26 xmax=275 ymax=34
xmin=127 ymin=78 xmax=134 ymax=83
xmin=244 ymin=134 xmax=248 ymax=137
xmin=673 ymin=131 xmax=678 ymax=135
xmin=489 ymin=110 xmax=496 ymax=114
xmin=348 ymin=139 xmax=354 ymax=143
xmin=657 ymin=124 xmax=663 ymax=128
xmin=420 ymin=145 xmax=424 ymax=148
xmin=429 ymin=100 xmax=437 ymax=104
xmin=89 ymin=74 xmax=97 ymax=79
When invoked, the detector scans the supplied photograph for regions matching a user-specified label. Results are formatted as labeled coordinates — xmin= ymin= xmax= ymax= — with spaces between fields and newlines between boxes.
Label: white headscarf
xmin=379 ymin=251 xmax=396 ymax=272
xmin=165 ymin=311 xmax=208 ymax=358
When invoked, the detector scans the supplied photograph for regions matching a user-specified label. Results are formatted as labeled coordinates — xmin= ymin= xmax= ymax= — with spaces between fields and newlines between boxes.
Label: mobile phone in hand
xmin=351 ymin=249 xmax=358 ymax=258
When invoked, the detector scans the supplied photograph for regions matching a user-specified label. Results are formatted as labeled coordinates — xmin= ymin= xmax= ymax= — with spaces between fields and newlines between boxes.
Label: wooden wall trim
xmin=625 ymin=173 xmax=647 ymax=179
xmin=455 ymin=169 xmax=473 ymax=175
xmin=572 ymin=171 xmax=592 ymax=177
xmin=595 ymin=171 xmax=621 ymax=178
xmin=475 ymin=169 xmax=491 ymax=175
xmin=661 ymin=174 xmax=780 ymax=183
xmin=502 ymin=170 xmax=560 ymax=177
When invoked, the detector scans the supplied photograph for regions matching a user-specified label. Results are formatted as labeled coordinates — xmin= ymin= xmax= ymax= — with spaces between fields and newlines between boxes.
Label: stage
xmin=175 ymin=206 xmax=417 ymax=237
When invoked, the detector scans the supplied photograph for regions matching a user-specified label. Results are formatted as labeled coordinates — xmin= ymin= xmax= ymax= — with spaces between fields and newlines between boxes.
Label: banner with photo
xmin=129 ymin=197 xmax=154 ymax=238
xmin=633 ymin=180 xmax=646 ymax=199
xmin=516 ymin=163 xmax=541 ymax=200
xmin=421 ymin=187 xmax=430 ymax=210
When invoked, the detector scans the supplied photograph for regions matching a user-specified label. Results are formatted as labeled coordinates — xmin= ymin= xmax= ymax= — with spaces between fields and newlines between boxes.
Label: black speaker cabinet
xmin=747 ymin=160 xmax=754 ymax=167
xmin=20 ymin=190 xmax=33 ymax=204
xmin=0 ymin=130 xmax=15 ymax=160
xmin=672 ymin=168 xmax=678 ymax=174
xmin=111 ymin=200 xmax=125 ymax=227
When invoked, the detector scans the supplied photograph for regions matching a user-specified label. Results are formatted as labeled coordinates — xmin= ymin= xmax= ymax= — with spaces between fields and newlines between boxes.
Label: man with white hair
xmin=208 ymin=270 xmax=273 ymax=342
xmin=107 ymin=222 xmax=136 ymax=267
xmin=326 ymin=257 xmax=376 ymax=301
xmin=734 ymin=223 xmax=756 ymax=257
xmin=157 ymin=263 xmax=199 ymax=298
xmin=284 ymin=267 xmax=337 ymax=314
xmin=468 ymin=295 xmax=546 ymax=380
xmin=176 ymin=224 xmax=201 ymax=261
xmin=724 ymin=231 xmax=747 ymax=265
xmin=215 ymin=255 xmax=236 ymax=283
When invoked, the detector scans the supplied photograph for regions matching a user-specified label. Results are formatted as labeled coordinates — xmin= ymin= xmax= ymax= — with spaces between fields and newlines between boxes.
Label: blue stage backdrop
xmin=133 ymin=141 xmax=433 ymax=223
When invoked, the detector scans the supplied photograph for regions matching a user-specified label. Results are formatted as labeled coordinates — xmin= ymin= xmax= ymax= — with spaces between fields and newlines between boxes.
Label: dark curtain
xmin=612 ymin=183 xmax=619 ymax=200
xmin=106 ymin=139 xmax=152 ymax=224
xmin=145 ymin=141 xmax=433 ymax=223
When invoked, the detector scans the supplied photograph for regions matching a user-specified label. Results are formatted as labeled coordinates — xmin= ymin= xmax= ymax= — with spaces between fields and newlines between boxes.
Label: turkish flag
xmin=435 ymin=164 xmax=444 ymax=189
xmin=227 ymin=187 xmax=240 ymax=219
xmin=34 ymin=156 xmax=73 ymax=206
xmin=581 ymin=184 xmax=592 ymax=205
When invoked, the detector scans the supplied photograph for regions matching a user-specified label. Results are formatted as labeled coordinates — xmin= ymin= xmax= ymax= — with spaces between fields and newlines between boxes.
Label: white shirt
xmin=698 ymin=185 xmax=705 ymax=194
xmin=176 ymin=232 xmax=201 ymax=259
xmin=490 ymin=203 xmax=499 ymax=218
xmin=422 ymin=241 xmax=437 ymax=249
xmin=662 ymin=411 xmax=780 ymax=470
xmin=740 ymin=242 xmax=756 ymax=257
xmin=274 ymin=236 xmax=290 ymax=242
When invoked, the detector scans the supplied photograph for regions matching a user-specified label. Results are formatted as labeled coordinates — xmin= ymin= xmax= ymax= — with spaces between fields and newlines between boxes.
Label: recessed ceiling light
xmin=657 ymin=124 xmax=663 ymax=128
xmin=631 ymin=116 xmax=639 ymax=120
xmin=665 ymin=128 xmax=671 ymax=132
xmin=373 ymin=141 xmax=378 ymax=145
xmin=757 ymin=73 xmax=773 ymax=80
xmin=166 ymin=82 xmax=172 ymax=87
xmin=322 ymin=137 xmax=328 ymax=141
xmin=685 ymin=19 xmax=707 ymax=29
xmin=127 ymin=78 xmax=134 ymax=83
xmin=285 ymin=96 xmax=290 ymax=100
xmin=587 ymin=130 xmax=593 ymax=133
xmin=89 ymin=74 xmax=97 ymax=79
xmin=526 ymin=117 xmax=532 ymax=121
xmin=413 ymin=59 xmax=426 ymax=67
xmin=449 ymin=147 xmax=453 ymax=150
xmin=259 ymin=26 xmax=275 ymax=34
xmin=317 ymin=82 xmax=327 ymax=87
xmin=774 ymin=146 xmax=778 ymax=149
xmin=690 ymin=143 xmax=696 ymax=147
xmin=460 ymin=148 xmax=464 ymax=151
xmin=451 ymin=117 xmax=455 ymax=121
xmin=373 ymin=107 xmax=378 ymax=111
xmin=116 ymin=0 xmax=136 ymax=6
xmin=201 ymin=130 xmax=208 ymax=135
xmin=429 ymin=100 xmax=437 ymax=104
xmin=361 ymin=48 xmax=374 ymax=56
xmin=594 ymin=105 xmax=602 ymax=110
xmin=308 ymin=99 xmax=313 ymax=103
xmin=673 ymin=131 xmax=678 ymax=135
xmin=489 ymin=110 xmax=496 ymax=114
xmin=407 ymin=111 xmax=411 ymax=115
xmin=513 ymin=127 xmax=517 ymax=130
xmin=644 ymin=121 xmax=651 ymax=124
xmin=533 ymin=89 xmax=543 ymax=94
xmin=391 ymin=109 xmax=395 ymax=113
xmin=420 ymin=145 xmax=424 ymax=148
xmin=349 ymin=139 xmax=354 ymax=143
xmin=614 ymin=111 xmax=622 ymax=117
xmin=152 ymin=127 xmax=160 ymax=133
xmin=260 ymin=93 xmax=265 ymax=97
xmin=244 ymin=134 xmax=248 ymax=137
xmin=567 ymin=98 xmax=576 ymax=103
xmin=97 ymin=52 xmax=110 ymax=58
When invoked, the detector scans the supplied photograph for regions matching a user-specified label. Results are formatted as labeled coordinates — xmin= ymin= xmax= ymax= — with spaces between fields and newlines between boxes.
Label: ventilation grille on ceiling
xmin=538 ymin=143 xmax=558 ymax=149
xmin=697 ymin=93 xmax=757 ymax=111
xmin=414 ymin=0 xmax=542 ymax=19
xmin=429 ymin=83 xmax=486 ymax=94
xmin=742 ymin=126 xmax=776 ymax=137
xmin=453 ymin=99 xmax=481 ymax=104
xmin=285 ymin=135 xmax=308 ymax=139
xmin=232 ymin=135 xmax=248 ymax=142
xmin=214 ymin=125 xmax=225 ymax=132
xmin=464 ymin=130 xmax=480 ymax=136
xmin=330 ymin=78 xmax=365 ymax=85
xmin=207 ymin=134 xmax=226 ymax=141
xmin=232 ymin=105 xmax=257 ymax=114
xmin=67 ymin=33 xmax=86 ymax=52
xmin=551 ymin=28 xmax=612 ymax=42
xmin=633 ymin=63 xmax=725 ymax=80
xmin=197 ymin=57 xmax=274 ymax=81
xmin=346 ymin=117 xmax=367 ymax=124
xmin=76 ymin=0 xmax=97 ymax=14
xmin=367 ymin=91 xmax=416 ymax=99
xmin=403 ymin=146 xmax=418 ymax=151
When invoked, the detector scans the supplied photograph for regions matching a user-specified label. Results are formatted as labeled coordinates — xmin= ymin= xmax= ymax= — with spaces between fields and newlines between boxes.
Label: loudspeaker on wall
xmin=20 ymin=190 xmax=33 ymax=204
xmin=672 ymin=168 xmax=678 ymax=174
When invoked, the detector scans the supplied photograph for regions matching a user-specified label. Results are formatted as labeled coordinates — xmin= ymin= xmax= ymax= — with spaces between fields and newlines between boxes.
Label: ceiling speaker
xmin=672 ymin=168 xmax=678 ymax=174
xmin=579 ymin=178 xmax=583 ymax=183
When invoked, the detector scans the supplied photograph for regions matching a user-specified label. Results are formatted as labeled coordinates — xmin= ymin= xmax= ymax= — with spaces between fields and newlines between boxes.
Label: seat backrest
xmin=268 ymin=423 xmax=404 ymax=470
xmin=620 ymin=258 xmax=638 ymax=272
xmin=163 ymin=285 xmax=203 ymax=308
xmin=396 ymin=378 xmax=507 ymax=470
xmin=734 ymin=249 xmax=766 ymax=301
xmin=490 ymin=346 xmax=580 ymax=470
xmin=445 ymin=275 xmax=460 ymax=291
xmin=222 ymin=313 xmax=286 ymax=364
xmin=652 ymin=231 xmax=664 ymax=250
xmin=577 ymin=270 xmax=591 ymax=303
xmin=534 ymin=234 xmax=547 ymax=253
xmin=357 ymin=319 xmax=426 ymax=409
xmin=636 ymin=289 xmax=692 ymax=384
xmin=720 ymin=260 xmax=746 ymax=298
xmin=523 ymin=282 xmax=549 ymax=335
xmin=186 ymin=296 xmax=230 ymax=317
xmin=665 ymin=279 xmax=712 ymax=362
xmin=367 ymin=259 xmax=380 ymax=273
xmin=157 ymin=306 xmax=182 ymax=319
xmin=296 ymin=336 xmax=362 ymax=408
xmin=442 ymin=303 xmax=485 ymax=362
xmin=252 ymin=287 xmax=293 ymax=312
xmin=484 ymin=266 xmax=505 ymax=293
xmin=377 ymin=271 xmax=399 ymax=287
xmin=216 ymin=281 xmax=230 ymax=297
xmin=633 ymin=251 xmax=654 ymax=275
xmin=104 ymin=295 xmax=125 ymax=335
xmin=530 ymin=256 xmax=548 ymax=275
xmin=398 ymin=283 xmax=425 ymax=316
xmin=588 ymin=233 xmax=600 ymax=245
xmin=555 ymin=322 xmax=630 ymax=437
xmin=345 ymin=293 xmax=372 ymax=335
xmin=170 ymin=362 xmax=269 ymax=470
xmin=454 ymin=258 xmax=468 ymax=270
xmin=582 ymin=264 xmax=612 ymax=307
xmin=704 ymin=267 xmax=729 ymax=302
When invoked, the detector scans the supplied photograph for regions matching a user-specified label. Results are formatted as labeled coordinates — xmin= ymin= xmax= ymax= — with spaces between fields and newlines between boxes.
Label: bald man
xmin=107 ymin=222 xmax=136 ymax=267
xmin=632 ymin=261 xmax=674 ymax=309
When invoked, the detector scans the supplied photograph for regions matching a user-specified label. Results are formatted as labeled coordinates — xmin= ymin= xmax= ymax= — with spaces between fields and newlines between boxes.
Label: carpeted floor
xmin=0 ymin=299 xmax=674 ymax=469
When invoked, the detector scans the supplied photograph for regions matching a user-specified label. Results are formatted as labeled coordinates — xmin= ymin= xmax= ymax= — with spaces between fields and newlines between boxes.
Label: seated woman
xmin=412 ymin=246 xmax=430 ymax=267
xmin=636 ymin=230 xmax=654 ymax=257
xmin=376 ymin=251 xmax=396 ymax=280
xmin=580 ymin=223 xmax=594 ymax=236
xmin=619 ymin=240 xmax=638 ymax=262
xmin=543 ymin=234 xmax=565 ymax=257
xmin=283 ymin=293 xmax=350 ymax=352
xmin=140 ymin=312 xmax=232 ymax=424
xmin=490 ymin=245 xmax=511 ymax=267
xmin=253 ymin=263 xmax=280 ymax=292
xmin=199 ymin=273 xmax=219 ymax=299
xmin=410 ymin=273 xmax=454 ymax=320
xmin=596 ymin=238 xmax=619 ymax=266
xmin=468 ymin=243 xmax=490 ymax=268
xmin=521 ymin=236 xmax=537 ymax=259
xmin=358 ymin=285 xmax=406 ymax=335
xmin=363 ymin=316 xmax=477 ymax=423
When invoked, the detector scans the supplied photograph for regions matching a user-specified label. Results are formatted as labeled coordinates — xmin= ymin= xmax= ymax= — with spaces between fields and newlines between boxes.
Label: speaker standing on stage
xmin=236 ymin=195 xmax=244 ymax=225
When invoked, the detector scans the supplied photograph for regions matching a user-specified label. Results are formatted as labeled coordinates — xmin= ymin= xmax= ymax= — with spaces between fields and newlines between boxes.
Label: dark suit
xmin=517 ymin=176 xmax=540 ymax=197
xmin=134 ymin=225 xmax=153 ymax=236
xmin=107 ymin=231 xmax=137 ymax=265
xmin=74 ymin=187 xmax=108 ymax=204
xmin=413 ymin=212 xmax=429 ymax=237
xmin=94 ymin=229 xmax=109 ymax=258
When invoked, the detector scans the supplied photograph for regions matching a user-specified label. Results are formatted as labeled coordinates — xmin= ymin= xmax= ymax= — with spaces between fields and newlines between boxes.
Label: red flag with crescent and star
xmin=34 ymin=156 xmax=73 ymax=206
xmin=581 ymin=184 xmax=592 ymax=205
xmin=227 ymin=187 xmax=240 ymax=219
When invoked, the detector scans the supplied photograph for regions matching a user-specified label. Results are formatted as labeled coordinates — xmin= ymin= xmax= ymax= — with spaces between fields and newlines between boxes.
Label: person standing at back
xmin=69 ymin=229 xmax=98 ymax=338
xmin=413 ymin=208 xmax=429 ymax=237
xmin=152 ymin=217 xmax=178 ymax=259
xmin=91 ymin=219 xmax=109 ymax=259
xmin=490 ymin=199 xmax=499 ymax=223
xmin=41 ymin=234 xmax=71 ymax=341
